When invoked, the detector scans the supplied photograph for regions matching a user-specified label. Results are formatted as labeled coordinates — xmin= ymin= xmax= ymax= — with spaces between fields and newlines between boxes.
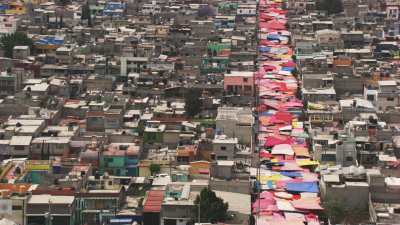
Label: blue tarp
xmin=280 ymin=171 xmax=302 ymax=178
xmin=35 ymin=36 xmax=64 ymax=46
xmin=259 ymin=46 xmax=271 ymax=52
xmin=104 ymin=2 xmax=126 ymax=10
xmin=0 ymin=5 xmax=8 ymax=11
xmin=282 ymin=67 xmax=294 ymax=72
xmin=254 ymin=180 xmax=261 ymax=191
xmin=285 ymin=182 xmax=319 ymax=193
xmin=267 ymin=180 xmax=274 ymax=188
xmin=267 ymin=34 xmax=281 ymax=40
xmin=259 ymin=111 xmax=275 ymax=116
xmin=103 ymin=2 xmax=126 ymax=16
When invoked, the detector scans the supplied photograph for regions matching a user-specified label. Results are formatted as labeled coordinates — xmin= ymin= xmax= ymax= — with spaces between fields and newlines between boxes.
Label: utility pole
xmin=198 ymin=193 xmax=201 ymax=224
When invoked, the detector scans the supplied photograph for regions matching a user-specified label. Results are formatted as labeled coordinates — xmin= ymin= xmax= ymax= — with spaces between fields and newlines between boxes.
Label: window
xmin=321 ymin=154 xmax=336 ymax=161
xmin=12 ymin=205 xmax=22 ymax=210
xmin=367 ymin=95 xmax=375 ymax=101
xmin=244 ymin=85 xmax=252 ymax=92
xmin=217 ymin=156 xmax=228 ymax=160
xmin=220 ymin=146 xmax=226 ymax=151
xmin=346 ymin=156 xmax=353 ymax=162
xmin=387 ymin=97 xmax=394 ymax=101
xmin=243 ymin=78 xmax=248 ymax=82
xmin=14 ymin=146 xmax=25 ymax=151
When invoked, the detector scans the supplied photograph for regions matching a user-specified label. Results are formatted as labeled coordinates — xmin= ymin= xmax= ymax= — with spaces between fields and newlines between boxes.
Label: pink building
xmin=224 ymin=71 xmax=254 ymax=96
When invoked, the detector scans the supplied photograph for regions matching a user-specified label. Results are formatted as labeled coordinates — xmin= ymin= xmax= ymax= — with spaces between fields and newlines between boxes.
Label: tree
xmin=149 ymin=164 xmax=161 ymax=176
xmin=316 ymin=0 xmax=343 ymax=15
xmin=0 ymin=32 xmax=33 ymax=58
xmin=58 ymin=0 xmax=70 ymax=6
xmin=184 ymin=89 xmax=202 ymax=118
xmin=194 ymin=188 xmax=229 ymax=223
xmin=81 ymin=1 xmax=92 ymax=27
xmin=198 ymin=5 xmax=215 ymax=18
xmin=320 ymin=197 xmax=368 ymax=225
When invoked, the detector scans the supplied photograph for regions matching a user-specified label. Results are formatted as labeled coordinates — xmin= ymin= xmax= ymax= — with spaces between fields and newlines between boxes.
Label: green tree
xmin=194 ymin=188 xmax=229 ymax=223
xmin=58 ymin=0 xmax=70 ymax=6
xmin=149 ymin=164 xmax=161 ymax=176
xmin=0 ymin=32 xmax=33 ymax=58
xmin=184 ymin=89 xmax=202 ymax=118
xmin=320 ymin=197 xmax=368 ymax=224
xmin=81 ymin=1 xmax=92 ymax=27
xmin=316 ymin=0 xmax=343 ymax=15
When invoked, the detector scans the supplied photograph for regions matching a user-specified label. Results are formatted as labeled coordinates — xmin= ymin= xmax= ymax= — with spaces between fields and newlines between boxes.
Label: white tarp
xmin=385 ymin=177 xmax=400 ymax=189
xmin=271 ymin=144 xmax=294 ymax=155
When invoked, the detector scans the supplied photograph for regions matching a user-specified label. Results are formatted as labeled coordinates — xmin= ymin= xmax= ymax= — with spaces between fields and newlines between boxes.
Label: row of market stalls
xmin=252 ymin=1 xmax=323 ymax=224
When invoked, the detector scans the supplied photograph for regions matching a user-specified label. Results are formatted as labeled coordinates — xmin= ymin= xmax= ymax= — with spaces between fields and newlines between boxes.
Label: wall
xmin=163 ymin=131 xmax=180 ymax=147
xmin=235 ymin=124 xmax=252 ymax=144
xmin=212 ymin=142 xmax=235 ymax=160
xmin=211 ymin=164 xmax=232 ymax=179
xmin=210 ymin=180 xmax=250 ymax=194
xmin=216 ymin=119 xmax=236 ymax=137
xmin=334 ymin=76 xmax=364 ymax=97
xmin=31 ymin=142 xmax=69 ymax=156
xmin=160 ymin=204 xmax=195 ymax=221
xmin=322 ymin=182 xmax=369 ymax=209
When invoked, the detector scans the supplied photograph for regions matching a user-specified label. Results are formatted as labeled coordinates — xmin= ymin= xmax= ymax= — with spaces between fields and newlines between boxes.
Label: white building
xmin=215 ymin=107 xmax=254 ymax=144
xmin=0 ymin=15 xmax=17 ymax=36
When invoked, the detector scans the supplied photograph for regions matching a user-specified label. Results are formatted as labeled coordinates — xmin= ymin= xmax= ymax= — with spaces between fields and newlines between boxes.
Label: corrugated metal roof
xmin=143 ymin=190 xmax=164 ymax=213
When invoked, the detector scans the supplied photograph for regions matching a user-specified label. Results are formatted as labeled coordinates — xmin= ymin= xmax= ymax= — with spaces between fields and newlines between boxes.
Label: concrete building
xmin=212 ymin=135 xmax=238 ymax=161
xmin=12 ymin=46 xmax=30 ymax=59
xmin=160 ymin=184 xmax=196 ymax=225
xmin=120 ymin=57 xmax=149 ymax=76
xmin=215 ymin=107 xmax=253 ymax=145
xmin=25 ymin=195 xmax=76 ymax=225
xmin=224 ymin=71 xmax=254 ymax=96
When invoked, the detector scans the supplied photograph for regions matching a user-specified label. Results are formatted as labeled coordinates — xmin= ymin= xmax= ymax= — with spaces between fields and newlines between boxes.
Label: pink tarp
xmin=260 ymin=150 xmax=273 ymax=159
xmin=281 ymin=61 xmax=296 ymax=67
xmin=265 ymin=136 xmax=293 ymax=147
xmin=254 ymin=1 xmax=322 ymax=224
xmin=252 ymin=198 xmax=278 ymax=212
xmin=274 ymin=111 xmax=293 ymax=123
xmin=271 ymin=144 xmax=294 ymax=155
xmin=280 ymin=162 xmax=303 ymax=171
xmin=291 ymin=198 xmax=323 ymax=210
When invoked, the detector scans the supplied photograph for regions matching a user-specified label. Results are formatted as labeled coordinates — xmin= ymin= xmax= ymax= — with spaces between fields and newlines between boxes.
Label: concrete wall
xmin=160 ymin=204 xmax=195 ymax=222
xmin=212 ymin=142 xmax=235 ymax=160
xmin=210 ymin=179 xmax=250 ymax=194
xmin=334 ymin=76 xmax=364 ymax=97
xmin=322 ymin=182 xmax=369 ymax=209
xmin=211 ymin=164 xmax=233 ymax=179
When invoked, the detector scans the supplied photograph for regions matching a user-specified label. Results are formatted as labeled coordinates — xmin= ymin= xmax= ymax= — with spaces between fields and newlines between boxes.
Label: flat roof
xmin=32 ymin=136 xmax=71 ymax=144
xmin=224 ymin=71 xmax=254 ymax=77
xmin=214 ymin=191 xmax=251 ymax=215
xmin=217 ymin=160 xmax=235 ymax=166
xmin=10 ymin=136 xmax=32 ymax=146
xmin=28 ymin=195 xmax=74 ymax=205
xmin=378 ymin=80 xmax=397 ymax=86
xmin=323 ymin=174 xmax=340 ymax=183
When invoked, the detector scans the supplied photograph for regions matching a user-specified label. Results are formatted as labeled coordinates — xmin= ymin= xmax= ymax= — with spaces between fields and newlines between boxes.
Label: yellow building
xmin=4 ymin=2 xmax=26 ymax=15
xmin=22 ymin=0 xmax=47 ymax=5
xmin=138 ymin=160 xmax=170 ymax=177
xmin=189 ymin=161 xmax=210 ymax=175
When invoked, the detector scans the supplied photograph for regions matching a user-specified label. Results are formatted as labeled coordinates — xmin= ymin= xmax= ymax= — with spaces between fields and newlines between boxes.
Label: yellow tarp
xmin=297 ymin=159 xmax=319 ymax=166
